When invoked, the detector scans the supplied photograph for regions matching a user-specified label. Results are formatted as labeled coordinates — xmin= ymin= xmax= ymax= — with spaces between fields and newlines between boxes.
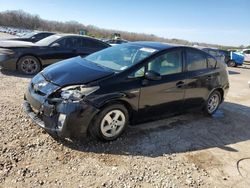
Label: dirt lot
xmin=0 ymin=43 xmax=250 ymax=187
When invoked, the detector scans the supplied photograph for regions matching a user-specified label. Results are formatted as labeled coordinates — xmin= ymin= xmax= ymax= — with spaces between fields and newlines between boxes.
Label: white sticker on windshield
xmin=139 ymin=47 xmax=158 ymax=53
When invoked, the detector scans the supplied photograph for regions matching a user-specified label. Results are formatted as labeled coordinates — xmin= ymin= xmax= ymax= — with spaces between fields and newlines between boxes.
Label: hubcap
xmin=20 ymin=58 xmax=39 ymax=74
xmin=207 ymin=94 xmax=220 ymax=113
xmin=100 ymin=110 xmax=126 ymax=138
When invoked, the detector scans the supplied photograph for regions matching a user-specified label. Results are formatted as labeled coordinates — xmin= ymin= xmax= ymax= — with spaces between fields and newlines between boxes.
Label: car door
xmin=138 ymin=49 xmax=186 ymax=120
xmin=184 ymin=48 xmax=217 ymax=109
xmin=43 ymin=37 xmax=78 ymax=65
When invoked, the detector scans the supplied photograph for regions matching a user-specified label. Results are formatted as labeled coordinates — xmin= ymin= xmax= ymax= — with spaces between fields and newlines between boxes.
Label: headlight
xmin=60 ymin=85 xmax=99 ymax=101
xmin=32 ymin=74 xmax=59 ymax=95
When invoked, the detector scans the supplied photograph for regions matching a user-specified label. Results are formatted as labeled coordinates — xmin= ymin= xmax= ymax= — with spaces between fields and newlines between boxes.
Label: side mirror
xmin=51 ymin=43 xmax=60 ymax=48
xmin=145 ymin=70 xmax=161 ymax=81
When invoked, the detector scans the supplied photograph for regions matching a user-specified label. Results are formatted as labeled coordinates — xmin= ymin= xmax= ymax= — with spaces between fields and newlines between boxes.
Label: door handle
xmin=176 ymin=81 xmax=185 ymax=88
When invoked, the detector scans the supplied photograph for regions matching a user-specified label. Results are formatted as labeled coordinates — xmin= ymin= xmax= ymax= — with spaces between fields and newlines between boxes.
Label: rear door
xmin=138 ymin=49 xmax=186 ymax=119
xmin=184 ymin=48 xmax=217 ymax=108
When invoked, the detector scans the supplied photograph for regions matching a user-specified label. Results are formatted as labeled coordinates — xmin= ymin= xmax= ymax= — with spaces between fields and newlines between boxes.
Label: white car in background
xmin=242 ymin=49 xmax=250 ymax=62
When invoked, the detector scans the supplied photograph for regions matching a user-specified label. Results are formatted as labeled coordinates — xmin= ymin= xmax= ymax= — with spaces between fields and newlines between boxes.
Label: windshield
xmin=21 ymin=32 xmax=37 ymax=38
xmin=35 ymin=35 xmax=62 ymax=46
xmin=84 ymin=43 xmax=158 ymax=72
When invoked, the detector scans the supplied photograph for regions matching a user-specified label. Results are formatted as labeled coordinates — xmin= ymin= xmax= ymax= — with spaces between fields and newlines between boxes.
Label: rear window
xmin=186 ymin=49 xmax=207 ymax=71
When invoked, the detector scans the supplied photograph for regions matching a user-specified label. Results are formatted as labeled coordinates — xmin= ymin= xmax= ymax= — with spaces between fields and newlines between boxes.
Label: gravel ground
xmin=0 ymin=40 xmax=250 ymax=187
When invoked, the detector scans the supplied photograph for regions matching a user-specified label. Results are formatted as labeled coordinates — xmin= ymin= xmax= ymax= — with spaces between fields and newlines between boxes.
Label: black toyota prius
xmin=23 ymin=42 xmax=229 ymax=141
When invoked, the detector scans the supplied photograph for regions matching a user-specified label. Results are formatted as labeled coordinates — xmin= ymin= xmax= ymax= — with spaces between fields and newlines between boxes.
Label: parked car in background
xmin=23 ymin=42 xmax=229 ymax=141
xmin=226 ymin=51 xmax=245 ymax=67
xmin=0 ymin=34 xmax=110 ymax=74
xmin=218 ymin=49 xmax=245 ymax=67
xmin=242 ymin=49 xmax=250 ymax=62
xmin=198 ymin=47 xmax=225 ymax=63
xmin=198 ymin=47 xmax=244 ymax=67
xmin=4 ymin=31 xmax=55 ymax=43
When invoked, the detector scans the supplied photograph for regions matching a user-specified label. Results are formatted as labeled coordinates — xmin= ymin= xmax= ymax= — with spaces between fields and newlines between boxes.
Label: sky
xmin=0 ymin=0 xmax=249 ymax=46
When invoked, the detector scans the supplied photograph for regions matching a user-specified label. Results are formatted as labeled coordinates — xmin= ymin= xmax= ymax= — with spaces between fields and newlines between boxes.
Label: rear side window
xmin=186 ymin=49 xmax=207 ymax=71
xmin=148 ymin=50 xmax=183 ymax=76
xmin=57 ymin=37 xmax=75 ymax=48
xmin=207 ymin=56 xmax=217 ymax=68
xmin=82 ymin=38 xmax=108 ymax=48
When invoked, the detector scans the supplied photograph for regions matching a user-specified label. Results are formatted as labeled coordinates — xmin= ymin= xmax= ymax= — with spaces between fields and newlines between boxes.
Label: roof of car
xmin=128 ymin=41 xmax=183 ymax=50
xmin=54 ymin=33 xmax=103 ymax=40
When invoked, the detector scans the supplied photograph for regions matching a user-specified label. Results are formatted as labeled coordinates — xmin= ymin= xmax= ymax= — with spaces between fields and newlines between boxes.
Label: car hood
xmin=0 ymin=40 xmax=37 ymax=48
xmin=42 ymin=56 xmax=114 ymax=86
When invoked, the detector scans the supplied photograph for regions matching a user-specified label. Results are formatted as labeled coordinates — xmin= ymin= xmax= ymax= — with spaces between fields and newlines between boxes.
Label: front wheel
xmin=17 ymin=56 xmax=41 ymax=75
xmin=89 ymin=104 xmax=129 ymax=141
xmin=204 ymin=90 xmax=221 ymax=115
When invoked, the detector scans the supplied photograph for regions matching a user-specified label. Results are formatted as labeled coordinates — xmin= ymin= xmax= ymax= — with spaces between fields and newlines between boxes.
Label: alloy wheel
xmin=100 ymin=110 xmax=126 ymax=138
xmin=207 ymin=93 xmax=220 ymax=114
xmin=20 ymin=58 xmax=39 ymax=74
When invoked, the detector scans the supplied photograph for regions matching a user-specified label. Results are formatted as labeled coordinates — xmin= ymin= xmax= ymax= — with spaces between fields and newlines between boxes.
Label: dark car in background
xmin=5 ymin=31 xmax=55 ymax=43
xmin=0 ymin=34 xmax=110 ymax=74
xmin=23 ymin=42 xmax=229 ymax=141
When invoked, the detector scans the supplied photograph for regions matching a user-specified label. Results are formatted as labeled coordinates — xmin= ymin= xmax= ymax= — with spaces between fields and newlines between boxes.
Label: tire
xmin=17 ymin=56 xmax=41 ymax=75
xmin=89 ymin=103 xmax=129 ymax=141
xmin=227 ymin=60 xmax=236 ymax=67
xmin=204 ymin=90 xmax=221 ymax=115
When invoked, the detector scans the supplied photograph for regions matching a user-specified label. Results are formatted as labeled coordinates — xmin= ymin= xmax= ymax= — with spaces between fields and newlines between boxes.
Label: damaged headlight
xmin=60 ymin=85 xmax=99 ymax=101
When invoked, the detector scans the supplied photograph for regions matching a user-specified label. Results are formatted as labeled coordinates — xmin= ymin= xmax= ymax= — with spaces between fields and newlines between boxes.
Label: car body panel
xmin=42 ymin=57 xmax=114 ymax=86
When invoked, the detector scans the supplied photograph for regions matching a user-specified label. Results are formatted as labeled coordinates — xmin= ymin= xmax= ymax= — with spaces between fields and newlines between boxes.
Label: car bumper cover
xmin=23 ymin=88 xmax=99 ymax=138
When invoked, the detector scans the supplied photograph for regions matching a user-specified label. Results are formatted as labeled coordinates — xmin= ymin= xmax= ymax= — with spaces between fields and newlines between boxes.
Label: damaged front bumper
xmin=23 ymin=87 xmax=99 ymax=138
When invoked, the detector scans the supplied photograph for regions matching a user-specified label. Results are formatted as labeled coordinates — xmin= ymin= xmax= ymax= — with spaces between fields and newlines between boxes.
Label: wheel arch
xmin=207 ymin=87 xmax=224 ymax=103
xmin=97 ymin=98 xmax=135 ymax=124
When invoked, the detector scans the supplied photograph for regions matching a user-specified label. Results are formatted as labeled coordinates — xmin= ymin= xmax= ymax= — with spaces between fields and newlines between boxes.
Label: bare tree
xmin=0 ymin=10 xmax=237 ymax=48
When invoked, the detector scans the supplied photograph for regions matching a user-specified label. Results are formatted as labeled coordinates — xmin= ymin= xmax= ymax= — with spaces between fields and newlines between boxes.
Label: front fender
xmin=88 ymin=92 xmax=139 ymax=112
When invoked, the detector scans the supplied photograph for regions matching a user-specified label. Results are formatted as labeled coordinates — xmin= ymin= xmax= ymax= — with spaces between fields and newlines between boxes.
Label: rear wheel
xmin=227 ymin=60 xmax=236 ymax=67
xmin=204 ymin=90 xmax=221 ymax=115
xmin=17 ymin=56 xmax=41 ymax=75
xmin=89 ymin=104 xmax=129 ymax=141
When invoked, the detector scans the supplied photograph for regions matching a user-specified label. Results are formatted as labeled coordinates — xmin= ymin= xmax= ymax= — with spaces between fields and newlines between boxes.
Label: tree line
xmin=0 ymin=10 xmax=241 ymax=49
